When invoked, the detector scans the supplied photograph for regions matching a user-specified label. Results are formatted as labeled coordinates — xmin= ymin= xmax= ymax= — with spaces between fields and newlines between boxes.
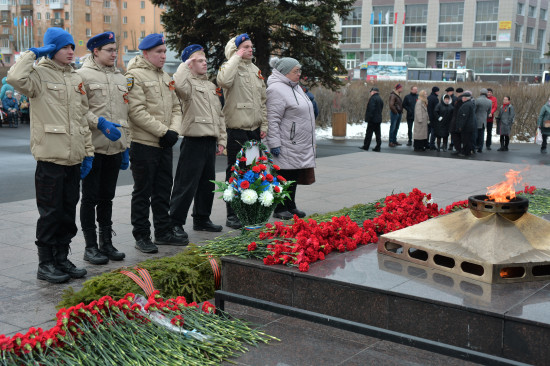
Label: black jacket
xmin=364 ymin=92 xmax=384 ymax=124
xmin=402 ymin=93 xmax=418 ymax=122
xmin=456 ymin=99 xmax=476 ymax=132
xmin=450 ymin=98 xmax=464 ymax=133
xmin=427 ymin=92 xmax=439 ymax=124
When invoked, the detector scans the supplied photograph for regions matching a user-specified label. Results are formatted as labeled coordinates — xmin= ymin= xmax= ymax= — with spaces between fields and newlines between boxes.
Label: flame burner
xmin=468 ymin=195 xmax=529 ymax=220
xmin=378 ymin=195 xmax=550 ymax=284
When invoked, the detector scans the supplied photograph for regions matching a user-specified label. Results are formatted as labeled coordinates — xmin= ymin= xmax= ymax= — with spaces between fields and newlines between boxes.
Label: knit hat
xmin=181 ymin=44 xmax=204 ymax=62
xmin=445 ymin=87 xmax=454 ymax=92
xmin=235 ymin=33 xmax=250 ymax=48
xmin=87 ymin=31 xmax=116 ymax=52
xmin=138 ymin=33 xmax=165 ymax=51
xmin=432 ymin=86 xmax=440 ymax=93
xmin=370 ymin=87 xmax=379 ymax=92
xmin=270 ymin=57 xmax=300 ymax=76
xmin=43 ymin=27 xmax=75 ymax=59
xmin=395 ymin=83 xmax=403 ymax=90
xmin=480 ymin=88 xmax=488 ymax=95
xmin=456 ymin=87 xmax=464 ymax=93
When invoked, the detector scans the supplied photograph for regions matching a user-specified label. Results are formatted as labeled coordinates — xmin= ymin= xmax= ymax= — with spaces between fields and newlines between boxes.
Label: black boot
xmin=37 ymin=244 xmax=71 ymax=283
xmin=53 ymin=244 xmax=87 ymax=278
xmin=83 ymin=230 xmax=109 ymax=265
xmin=99 ymin=226 xmax=125 ymax=261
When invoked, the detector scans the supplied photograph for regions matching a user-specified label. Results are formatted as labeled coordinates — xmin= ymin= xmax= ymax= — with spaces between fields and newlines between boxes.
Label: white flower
xmin=241 ymin=189 xmax=258 ymax=204
xmin=258 ymin=191 xmax=274 ymax=207
xmin=223 ymin=188 xmax=234 ymax=202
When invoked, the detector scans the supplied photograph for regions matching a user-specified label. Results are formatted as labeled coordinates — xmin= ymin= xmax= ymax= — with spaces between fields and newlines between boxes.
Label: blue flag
xmin=370 ymin=12 xmax=374 ymax=25
xmin=378 ymin=12 xmax=382 ymax=24
xmin=13 ymin=17 xmax=17 ymax=26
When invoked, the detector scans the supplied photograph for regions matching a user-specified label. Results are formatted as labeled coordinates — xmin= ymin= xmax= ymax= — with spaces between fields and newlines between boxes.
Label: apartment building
xmin=2 ymin=0 xmax=164 ymax=68
xmin=337 ymin=0 xmax=550 ymax=81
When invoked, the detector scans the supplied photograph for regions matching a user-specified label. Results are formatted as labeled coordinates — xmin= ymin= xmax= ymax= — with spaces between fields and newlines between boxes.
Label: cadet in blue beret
xmin=138 ymin=33 xmax=165 ymax=51
xmin=234 ymin=33 xmax=250 ymax=48
xmin=78 ymin=31 xmax=129 ymax=266
xmin=181 ymin=44 xmax=203 ymax=62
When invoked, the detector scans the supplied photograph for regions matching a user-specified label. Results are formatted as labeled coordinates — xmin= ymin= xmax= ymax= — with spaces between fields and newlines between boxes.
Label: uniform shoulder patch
xmin=127 ymin=77 xmax=134 ymax=91
xmin=219 ymin=62 xmax=227 ymax=71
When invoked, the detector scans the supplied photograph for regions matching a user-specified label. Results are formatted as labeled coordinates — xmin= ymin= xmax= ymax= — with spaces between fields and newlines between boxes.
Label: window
xmin=340 ymin=6 xmax=361 ymax=44
xmin=124 ymin=46 xmax=128 ymax=53
xmin=36 ymin=12 xmax=41 ymax=20
xmin=123 ymin=31 xmax=128 ymax=39
xmin=36 ymin=0 xmax=39 ymax=4
xmin=474 ymin=0 xmax=498 ymax=42
xmin=541 ymin=8 xmax=547 ymax=20
xmin=140 ymin=1 xmax=145 ymax=8
xmin=537 ymin=29 xmax=546 ymax=51
xmin=404 ymin=5 xmax=427 ymax=43
xmin=517 ymin=3 xmax=524 ymax=15
xmin=85 ymin=0 xmax=90 ymax=5
xmin=104 ymin=15 xmax=111 ymax=23
xmin=45 ymin=12 xmax=50 ymax=20
xmin=2 ymin=39 xmax=9 ymax=48
xmin=526 ymin=27 xmax=534 ymax=43
xmin=372 ymin=6 xmax=393 ymax=44
xmin=123 ymin=16 xmax=127 ymax=24
xmin=45 ymin=0 xmax=48 ymax=4
xmin=528 ymin=5 xmax=536 ymax=17
xmin=104 ymin=1 xmax=110 ymax=8
xmin=64 ymin=11 xmax=68 ymax=20
xmin=2 ymin=27 xmax=7 ymax=34
xmin=123 ymin=1 xmax=127 ymax=8
xmin=4 ymin=55 xmax=9 ymax=63
xmin=54 ymin=11 xmax=59 ymax=19
xmin=438 ymin=3 xmax=464 ymax=42
xmin=37 ymin=27 xmax=41 ymax=36
xmin=140 ymin=16 xmax=145 ymax=23
xmin=141 ymin=30 xmax=145 ymax=38
xmin=515 ymin=24 xmax=523 ymax=42
xmin=86 ymin=28 xmax=91 ymax=37
xmin=85 ymin=13 xmax=90 ymax=22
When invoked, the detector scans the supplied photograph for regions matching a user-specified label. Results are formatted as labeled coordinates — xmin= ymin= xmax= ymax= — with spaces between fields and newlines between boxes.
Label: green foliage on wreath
xmin=58 ymin=245 xmax=218 ymax=309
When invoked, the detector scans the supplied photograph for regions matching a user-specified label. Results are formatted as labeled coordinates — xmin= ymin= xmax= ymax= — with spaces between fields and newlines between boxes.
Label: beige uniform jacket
xmin=125 ymin=55 xmax=182 ymax=147
xmin=7 ymin=51 xmax=93 ymax=165
xmin=216 ymin=36 xmax=267 ymax=133
xmin=77 ymin=56 xmax=131 ymax=155
xmin=173 ymin=63 xmax=227 ymax=147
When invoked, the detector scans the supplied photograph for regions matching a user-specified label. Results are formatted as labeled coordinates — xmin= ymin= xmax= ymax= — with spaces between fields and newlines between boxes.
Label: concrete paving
xmin=1 ymin=131 xmax=548 ymax=363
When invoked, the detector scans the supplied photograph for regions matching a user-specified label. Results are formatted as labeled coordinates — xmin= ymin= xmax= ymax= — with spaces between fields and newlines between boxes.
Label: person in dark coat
xmin=302 ymin=86 xmax=319 ymax=119
xmin=427 ymin=86 xmax=440 ymax=149
xmin=388 ymin=83 xmax=403 ymax=147
xmin=433 ymin=94 xmax=453 ymax=151
xmin=495 ymin=96 xmax=515 ymax=151
xmin=360 ymin=87 xmax=383 ymax=151
xmin=449 ymin=88 xmax=464 ymax=154
xmin=455 ymin=91 xmax=476 ymax=157
xmin=402 ymin=86 xmax=418 ymax=146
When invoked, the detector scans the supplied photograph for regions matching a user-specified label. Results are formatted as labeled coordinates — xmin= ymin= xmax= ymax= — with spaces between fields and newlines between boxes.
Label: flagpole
xmin=393 ymin=18 xmax=396 ymax=61
xmin=401 ymin=14 xmax=405 ymax=62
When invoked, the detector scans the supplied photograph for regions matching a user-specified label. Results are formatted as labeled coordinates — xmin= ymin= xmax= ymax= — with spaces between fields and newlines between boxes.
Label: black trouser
xmin=225 ymin=127 xmax=261 ymax=217
xmin=274 ymin=169 xmax=298 ymax=213
xmin=451 ymin=132 xmax=461 ymax=153
xmin=486 ymin=121 xmax=493 ymax=147
xmin=542 ymin=134 xmax=548 ymax=149
xmin=7 ymin=111 xmax=18 ymax=127
xmin=407 ymin=119 xmax=413 ymax=142
xmin=80 ymin=152 xmax=122 ymax=233
xmin=130 ymin=142 xmax=173 ymax=239
xmin=20 ymin=112 xmax=30 ymax=124
xmin=170 ymin=136 xmax=216 ymax=226
xmin=363 ymin=123 xmax=381 ymax=149
xmin=461 ymin=129 xmax=474 ymax=155
xmin=35 ymin=161 xmax=80 ymax=247
xmin=428 ymin=124 xmax=436 ymax=148
xmin=500 ymin=135 xmax=510 ymax=147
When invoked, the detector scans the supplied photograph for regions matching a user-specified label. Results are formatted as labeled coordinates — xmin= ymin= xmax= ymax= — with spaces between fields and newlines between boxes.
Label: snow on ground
xmin=315 ymin=122 xmax=535 ymax=144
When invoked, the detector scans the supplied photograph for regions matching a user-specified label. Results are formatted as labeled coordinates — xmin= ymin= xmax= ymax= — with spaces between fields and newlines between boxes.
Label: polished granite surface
xmin=301 ymin=244 xmax=550 ymax=325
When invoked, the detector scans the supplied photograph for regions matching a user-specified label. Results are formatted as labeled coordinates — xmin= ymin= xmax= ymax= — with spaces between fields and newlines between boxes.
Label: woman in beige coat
xmin=413 ymin=90 xmax=429 ymax=151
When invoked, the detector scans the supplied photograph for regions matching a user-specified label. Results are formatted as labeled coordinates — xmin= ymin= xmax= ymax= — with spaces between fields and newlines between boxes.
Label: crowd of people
xmin=0 ymin=77 xmax=30 ymax=128
xmin=7 ymin=29 xmax=318 ymax=284
xmin=360 ymin=83 xmax=550 ymax=155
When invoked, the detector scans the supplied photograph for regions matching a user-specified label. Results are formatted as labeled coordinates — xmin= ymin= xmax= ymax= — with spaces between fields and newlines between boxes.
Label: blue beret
xmin=138 ymin=33 xmax=165 ymax=51
xmin=87 ymin=32 xmax=116 ymax=51
xmin=235 ymin=33 xmax=250 ymax=48
xmin=181 ymin=44 xmax=203 ymax=62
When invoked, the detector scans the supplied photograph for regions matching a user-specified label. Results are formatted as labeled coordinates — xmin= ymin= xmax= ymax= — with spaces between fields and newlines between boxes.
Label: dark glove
xmin=29 ymin=44 xmax=56 ymax=58
xmin=97 ymin=117 xmax=122 ymax=142
xmin=270 ymin=147 xmax=281 ymax=157
xmin=120 ymin=148 xmax=130 ymax=170
xmin=159 ymin=129 xmax=179 ymax=148
xmin=80 ymin=156 xmax=94 ymax=179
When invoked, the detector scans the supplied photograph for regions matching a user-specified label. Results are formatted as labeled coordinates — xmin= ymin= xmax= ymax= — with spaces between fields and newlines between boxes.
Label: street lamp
xmin=505 ymin=57 xmax=512 ymax=83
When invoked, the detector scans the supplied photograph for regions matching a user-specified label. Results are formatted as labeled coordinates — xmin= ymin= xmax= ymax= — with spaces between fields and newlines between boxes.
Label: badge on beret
xmin=127 ymin=77 xmax=134 ymax=91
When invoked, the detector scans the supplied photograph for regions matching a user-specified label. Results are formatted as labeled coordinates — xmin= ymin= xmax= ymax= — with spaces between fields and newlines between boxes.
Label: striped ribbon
xmin=120 ymin=267 xmax=157 ymax=296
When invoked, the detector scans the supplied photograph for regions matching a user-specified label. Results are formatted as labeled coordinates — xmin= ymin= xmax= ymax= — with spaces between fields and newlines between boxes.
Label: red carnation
xmin=266 ymin=174 xmax=273 ymax=182
xmin=239 ymin=157 xmax=247 ymax=162
xmin=298 ymin=262 xmax=310 ymax=272
xmin=229 ymin=177 xmax=235 ymax=183
xmin=252 ymin=166 xmax=261 ymax=173
xmin=240 ymin=181 xmax=250 ymax=189
xmin=247 ymin=242 xmax=257 ymax=251
xmin=201 ymin=301 xmax=216 ymax=314
xmin=277 ymin=175 xmax=286 ymax=182
xmin=273 ymin=164 xmax=280 ymax=170
xmin=259 ymin=164 xmax=267 ymax=171
xmin=259 ymin=156 xmax=267 ymax=161
xmin=274 ymin=186 xmax=281 ymax=193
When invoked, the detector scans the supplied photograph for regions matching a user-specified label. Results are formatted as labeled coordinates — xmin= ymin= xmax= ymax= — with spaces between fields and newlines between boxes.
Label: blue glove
xmin=97 ymin=117 xmax=122 ymax=142
xmin=120 ymin=148 xmax=130 ymax=170
xmin=270 ymin=147 xmax=281 ymax=157
xmin=80 ymin=156 xmax=94 ymax=179
xmin=29 ymin=44 xmax=56 ymax=58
